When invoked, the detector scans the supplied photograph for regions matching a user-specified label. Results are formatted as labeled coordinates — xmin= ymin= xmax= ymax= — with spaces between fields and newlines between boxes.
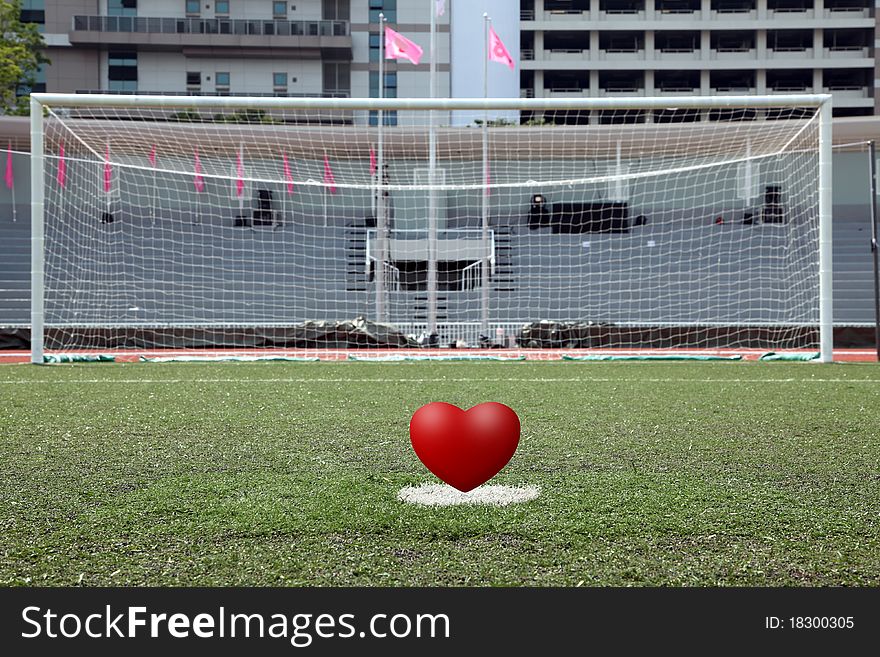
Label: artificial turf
xmin=1 ymin=360 xmax=878 ymax=586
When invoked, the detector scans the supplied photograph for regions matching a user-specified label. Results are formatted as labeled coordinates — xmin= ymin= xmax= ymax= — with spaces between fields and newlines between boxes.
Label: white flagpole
xmin=106 ymin=140 xmax=111 ymax=220
xmin=481 ymin=13 xmax=490 ymax=336
xmin=375 ymin=13 xmax=387 ymax=323
xmin=427 ymin=0 xmax=438 ymax=337
xmin=10 ymin=150 xmax=16 ymax=223
xmin=151 ymin=166 xmax=157 ymax=225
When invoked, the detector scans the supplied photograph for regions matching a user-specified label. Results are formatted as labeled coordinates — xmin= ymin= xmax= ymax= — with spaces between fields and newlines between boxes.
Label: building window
xmin=369 ymin=70 xmax=397 ymax=124
xmin=108 ymin=0 xmax=137 ymax=17
xmin=273 ymin=1 xmax=288 ymax=18
xmin=322 ymin=0 xmax=350 ymax=20
xmin=273 ymin=72 xmax=288 ymax=91
xmin=369 ymin=0 xmax=396 ymax=24
xmin=370 ymin=71 xmax=397 ymax=98
xmin=186 ymin=71 xmax=201 ymax=90
xmin=215 ymin=0 xmax=230 ymax=15
xmin=215 ymin=71 xmax=230 ymax=89
xmin=185 ymin=0 xmax=200 ymax=16
xmin=108 ymin=51 xmax=138 ymax=92
xmin=369 ymin=33 xmax=380 ymax=62
xmin=20 ymin=0 xmax=46 ymax=25
xmin=323 ymin=62 xmax=350 ymax=94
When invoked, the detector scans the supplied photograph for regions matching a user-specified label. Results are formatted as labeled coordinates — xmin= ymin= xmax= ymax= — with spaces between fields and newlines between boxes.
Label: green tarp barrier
xmin=562 ymin=354 xmax=743 ymax=361
xmin=43 ymin=354 xmax=116 ymax=363
xmin=758 ymin=352 xmax=821 ymax=362
xmin=139 ymin=356 xmax=320 ymax=363
xmin=347 ymin=355 xmax=526 ymax=362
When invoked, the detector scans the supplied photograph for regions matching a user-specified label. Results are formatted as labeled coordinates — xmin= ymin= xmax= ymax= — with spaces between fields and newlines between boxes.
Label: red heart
xmin=409 ymin=402 xmax=521 ymax=492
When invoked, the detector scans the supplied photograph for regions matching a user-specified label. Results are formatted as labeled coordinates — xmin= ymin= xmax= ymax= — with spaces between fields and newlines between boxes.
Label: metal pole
xmin=427 ymin=0 xmax=438 ymax=337
xmin=869 ymin=141 xmax=880 ymax=361
xmin=30 ymin=96 xmax=45 ymax=364
xmin=10 ymin=153 xmax=17 ymax=222
xmin=480 ymin=13 xmax=490 ymax=336
xmin=817 ymin=97 xmax=834 ymax=363
xmin=375 ymin=13 xmax=386 ymax=323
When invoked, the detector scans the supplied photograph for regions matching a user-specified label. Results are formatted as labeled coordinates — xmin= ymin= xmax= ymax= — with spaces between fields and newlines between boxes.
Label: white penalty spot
xmin=397 ymin=483 xmax=540 ymax=507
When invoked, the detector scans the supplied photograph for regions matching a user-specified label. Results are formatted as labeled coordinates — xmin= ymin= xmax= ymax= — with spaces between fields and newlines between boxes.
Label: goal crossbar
xmin=28 ymin=94 xmax=833 ymax=363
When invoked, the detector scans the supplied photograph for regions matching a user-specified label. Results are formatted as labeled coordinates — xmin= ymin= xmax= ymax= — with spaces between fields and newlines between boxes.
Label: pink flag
xmin=57 ymin=142 xmax=66 ymax=189
xmin=193 ymin=148 xmax=205 ymax=193
xmin=148 ymin=144 xmax=157 ymax=168
xmin=489 ymin=26 xmax=515 ymax=71
xmin=369 ymin=146 xmax=377 ymax=176
xmin=235 ymin=149 xmax=244 ymax=198
xmin=323 ymin=154 xmax=336 ymax=194
xmin=4 ymin=143 xmax=12 ymax=190
xmin=385 ymin=26 xmax=423 ymax=65
xmin=103 ymin=144 xmax=112 ymax=194
xmin=283 ymin=153 xmax=294 ymax=196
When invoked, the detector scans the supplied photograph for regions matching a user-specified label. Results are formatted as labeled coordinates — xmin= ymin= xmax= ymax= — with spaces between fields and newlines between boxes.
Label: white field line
xmin=1 ymin=377 xmax=880 ymax=385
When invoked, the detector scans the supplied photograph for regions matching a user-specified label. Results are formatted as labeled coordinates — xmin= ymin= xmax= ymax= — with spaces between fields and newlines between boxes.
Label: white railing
xmin=711 ymin=48 xmax=757 ymax=59
xmin=823 ymin=7 xmax=871 ymax=18
xmin=598 ymin=9 xmax=646 ymax=19
xmin=823 ymin=85 xmax=869 ymax=99
xmin=767 ymin=46 xmax=813 ymax=58
xmin=365 ymin=228 xmax=496 ymax=291
xmin=656 ymin=48 xmax=700 ymax=59
xmin=460 ymin=261 xmax=483 ymax=291
xmin=396 ymin=322 xmax=525 ymax=347
xmin=767 ymin=8 xmax=814 ymax=17
xmin=546 ymin=48 xmax=589 ymax=60
xmin=599 ymin=88 xmax=646 ymax=96
xmin=545 ymin=88 xmax=590 ymax=97
xmin=823 ymin=46 xmax=870 ymax=58
xmin=72 ymin=15 xmax=349 ymax=36
xmin=544 ymin=10 xmax=589 ymax=20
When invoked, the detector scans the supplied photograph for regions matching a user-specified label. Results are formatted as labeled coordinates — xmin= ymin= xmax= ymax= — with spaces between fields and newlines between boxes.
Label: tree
xmin=0 ymin=0 xmax=50 ymax=114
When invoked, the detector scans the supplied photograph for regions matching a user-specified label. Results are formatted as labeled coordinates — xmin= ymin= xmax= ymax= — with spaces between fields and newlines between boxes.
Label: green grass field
xmin=1 ymin=361 xmax=879 ymax=586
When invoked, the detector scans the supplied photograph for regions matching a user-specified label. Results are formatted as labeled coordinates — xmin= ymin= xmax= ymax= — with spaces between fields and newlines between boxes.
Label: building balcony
xmin=70 ymin=16 xmax=352 ymax=55
xmin=709 ymin=9 xmax=757 ymax=18
xmin=711 ymin=86 xmax=756 ymax=95
xmin=541 ymin=10 xmax=589 ymax=21
xmin=655 ymin=48 xmax=701 ymax=60
xmin=767 ymin=85 xmax=812 ymax=93
xmin=546 ymin=48 xmax=590 ymax=60
xmin=598 ymin=10 xmax=646 ymax=20
xmin=767 ymin=47 xmax=814 ymax=58
xmin=543 ymin=88 xmax=590 ymax=98
xmin=598 ymin=87 xmax=645 ymax=96
xmin=824 ymin=85 xmax=870 ymax=99
xmin=655 ymin=87 xmax=701 ymax=95
xmin=823 ymin=8 xmax=871 ymax=18
xmin=598 ymin=48 xmax=646 ymax=60
xmin=823 ymin=46 xmax=870 ymax=59
xmin=656 ymin=9 xmax=703 ymax=19
xmin=710 ymin=48 xmax=757 ymax=60
xmin=767 ymin=8 xmax=815 ymax=18
xmin=75 ymin=89 xmax=351 ymax=98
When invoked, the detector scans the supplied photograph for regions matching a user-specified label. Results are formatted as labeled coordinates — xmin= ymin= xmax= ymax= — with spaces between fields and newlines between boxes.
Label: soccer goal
xmin=27 ymin=94 xmax=832 ymax=362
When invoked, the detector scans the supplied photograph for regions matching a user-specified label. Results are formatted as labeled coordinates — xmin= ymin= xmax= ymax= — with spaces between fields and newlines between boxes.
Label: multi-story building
xmin=14 ymin=0 xmax=880 ymax=122
xmin=519 ymin=0 xmax=877 ymax=121
xmin=22 ymin=0 xmax=451 ymax=123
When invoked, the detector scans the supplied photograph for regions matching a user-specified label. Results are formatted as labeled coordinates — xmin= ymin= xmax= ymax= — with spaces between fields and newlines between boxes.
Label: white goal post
xmin=29 ymin=93 xmax=833 ymax=362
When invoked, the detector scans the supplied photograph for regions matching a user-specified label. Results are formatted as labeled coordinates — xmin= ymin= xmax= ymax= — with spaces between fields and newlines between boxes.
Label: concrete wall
xmin=136 ymin=52 xmax=324 ymax=95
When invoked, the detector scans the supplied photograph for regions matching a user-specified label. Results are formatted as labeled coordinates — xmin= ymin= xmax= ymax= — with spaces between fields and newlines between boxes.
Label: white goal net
xmin=29 ymin=95 xmax=832 ymax=360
